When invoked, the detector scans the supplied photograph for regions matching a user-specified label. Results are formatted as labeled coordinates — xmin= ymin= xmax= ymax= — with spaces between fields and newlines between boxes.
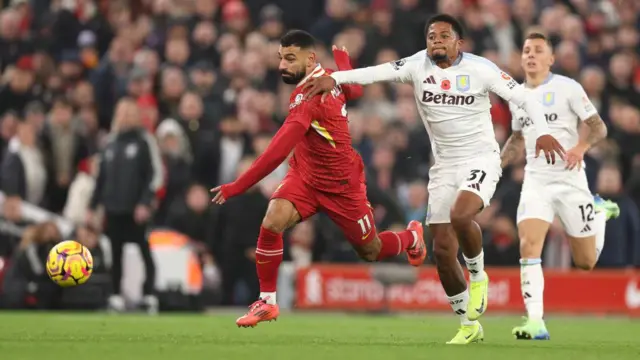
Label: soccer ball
xmin=46 ymin=240 xmax=94 ymax=287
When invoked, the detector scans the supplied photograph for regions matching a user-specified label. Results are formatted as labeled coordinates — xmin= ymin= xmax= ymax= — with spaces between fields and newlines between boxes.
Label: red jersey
xmin=286 ymin=66 xmax=364 ymax=193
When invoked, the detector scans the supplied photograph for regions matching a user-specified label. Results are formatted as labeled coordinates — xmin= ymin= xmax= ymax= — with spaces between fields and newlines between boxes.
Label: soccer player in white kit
xmin=500 ymin=33 xmax=620 ymax=340
xmin=304 ymin=15 xmax=565 ymax=344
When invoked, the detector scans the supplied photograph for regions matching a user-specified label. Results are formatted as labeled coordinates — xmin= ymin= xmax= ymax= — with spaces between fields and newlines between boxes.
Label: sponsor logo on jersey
xmin=421 ymin=91 xmax=475 ymax=105
xmin=390 ymin=59 xmax=405 ymax=70
xmin=518 ymin=113 xmax=559 ymax=128
xmin=456 ymin=75 xmax=470 ymax=92
xmin=501 ymin=72 xmax=512 ymax=80
xmin=543 ymin=92 xmax=555 ymax=106
xmin=440 ymin=79 xmax=451 ymax=90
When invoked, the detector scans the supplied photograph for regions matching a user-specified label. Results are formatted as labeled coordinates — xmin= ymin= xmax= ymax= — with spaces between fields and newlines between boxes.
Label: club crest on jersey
xmin=543 ymin=92 xmax=555 ymax=106
xmin=456 ymin=75 xmax=470 ymax=92
xmin=290 ymin=93 xmax=304 ymax=109
xmin=441 ymin=79 xmax=451 ymax=90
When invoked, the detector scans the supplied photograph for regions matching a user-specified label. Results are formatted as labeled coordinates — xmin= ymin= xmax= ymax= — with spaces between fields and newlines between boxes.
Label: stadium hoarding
xmin=296 ymin=264 xmax=640 ymax=316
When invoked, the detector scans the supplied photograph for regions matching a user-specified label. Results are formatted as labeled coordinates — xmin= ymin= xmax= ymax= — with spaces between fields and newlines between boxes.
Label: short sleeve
xmin=567 ymin=81 xmax=598 ymax=121
xmin=509 ymin=103 xmax=522 ymax=132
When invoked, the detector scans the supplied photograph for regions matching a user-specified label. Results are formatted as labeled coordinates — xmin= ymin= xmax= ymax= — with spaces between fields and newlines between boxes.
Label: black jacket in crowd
xmin=89 ymin=128 xmax=163 ymax=214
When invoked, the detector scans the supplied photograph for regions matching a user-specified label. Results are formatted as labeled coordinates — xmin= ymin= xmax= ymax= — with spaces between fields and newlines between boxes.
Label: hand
xmin=134 ymin=204 xmax=151 ymax=224
xmin=332 ymin=45 xmax=349 ymax=57
xmin=535 ymin=134 xmax=566 ymax=165
xmin=210 ymin=185 xmax=228 ymax=205
xmin=564 ymin=143 xmax=589 ymax=170
xmin=302 ymin=75 xmax=336 ymax=100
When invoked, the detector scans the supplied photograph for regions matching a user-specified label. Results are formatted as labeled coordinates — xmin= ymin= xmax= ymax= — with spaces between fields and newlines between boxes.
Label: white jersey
xmin=509 ymin=73 xmax=598 ymax=173
xmin=332 ymin=51 xmax=545 ymax=165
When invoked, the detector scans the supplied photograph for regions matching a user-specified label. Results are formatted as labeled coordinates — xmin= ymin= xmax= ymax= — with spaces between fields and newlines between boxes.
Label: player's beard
xmin=430 ymin=50 xmax=448 ymax=62
xmin=280 ymin=69 xmax=306 ymax=85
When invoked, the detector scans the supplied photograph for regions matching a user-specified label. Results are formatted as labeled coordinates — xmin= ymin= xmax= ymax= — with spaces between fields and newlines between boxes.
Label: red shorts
xmin=271 ymin=171 xmax=376 ymax=245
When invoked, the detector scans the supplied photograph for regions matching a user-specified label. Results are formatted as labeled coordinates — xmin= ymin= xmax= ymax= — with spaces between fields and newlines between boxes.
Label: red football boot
xmin=406 ymin=220 xmax=427 ymax=267
xmin=236 ymin=297 xmax=280 ymax=328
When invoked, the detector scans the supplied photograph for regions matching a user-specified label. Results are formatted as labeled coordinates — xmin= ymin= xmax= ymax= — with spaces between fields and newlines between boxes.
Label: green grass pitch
xmin=0 ymin=312 xmax=639 ymax=360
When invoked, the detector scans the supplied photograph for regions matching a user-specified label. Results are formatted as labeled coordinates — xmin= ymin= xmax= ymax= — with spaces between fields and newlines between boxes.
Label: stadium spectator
xmin=87 ymin=98 xmax=162 ymax=313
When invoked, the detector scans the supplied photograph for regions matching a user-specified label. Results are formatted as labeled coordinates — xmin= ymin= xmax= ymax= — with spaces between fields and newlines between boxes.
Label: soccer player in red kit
xmin=211 ymin=30 xmax=426 ymax=328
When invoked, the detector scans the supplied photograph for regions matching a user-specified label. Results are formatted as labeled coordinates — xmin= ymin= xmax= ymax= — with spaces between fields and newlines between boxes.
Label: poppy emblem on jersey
xmin=441 ymin=79 xmax=451 ymax=90
xmin=543 ymin=92 xmax=555 ymax=106
xmin=456 ymin=75 xmax=470 ymax=92
xmin=501 ymin=72 xmax=511 ymax=80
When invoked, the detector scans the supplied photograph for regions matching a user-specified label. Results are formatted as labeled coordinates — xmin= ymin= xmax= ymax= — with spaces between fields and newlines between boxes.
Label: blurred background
xmin=0 ymin=0 xmax=638 ymax=314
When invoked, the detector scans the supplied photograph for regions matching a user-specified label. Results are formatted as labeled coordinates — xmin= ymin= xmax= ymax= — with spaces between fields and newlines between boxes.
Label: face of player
xmin=521 ymin=38 xmax=554 ymax=76
xmin=426 ymin=22 xmax=462 ymax=63
xmin=278 ymin=45 xmax=315 ymax=85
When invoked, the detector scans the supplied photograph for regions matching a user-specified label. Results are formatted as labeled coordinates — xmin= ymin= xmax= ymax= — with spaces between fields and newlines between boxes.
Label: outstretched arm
xmin=212 ymin=101 xmax=316 ymax=203
xmin=332 ymin=46 xmax=363 ymax=100
xmin=330 ymin=58 xmax=414 ymax=86
xmin=214 ymin=121 xmax=307 ymax=201
xmin=304 ymin=55 xmax=416 ymax=99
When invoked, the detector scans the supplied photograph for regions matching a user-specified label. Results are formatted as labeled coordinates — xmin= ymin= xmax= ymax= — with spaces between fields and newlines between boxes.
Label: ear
xmin=307 ymin=50 xmax=317 ymax=67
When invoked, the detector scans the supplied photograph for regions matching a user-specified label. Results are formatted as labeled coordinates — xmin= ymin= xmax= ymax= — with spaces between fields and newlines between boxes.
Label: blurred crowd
xmin=0 ymin=0 xmax=639 ymax=307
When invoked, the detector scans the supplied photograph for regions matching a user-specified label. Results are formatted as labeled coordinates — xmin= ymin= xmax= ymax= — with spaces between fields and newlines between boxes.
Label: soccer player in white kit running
xmin=500 ymin=32 xmax=620 ymax=340
xmin=304 ymin=14 xmax=565 ymax=344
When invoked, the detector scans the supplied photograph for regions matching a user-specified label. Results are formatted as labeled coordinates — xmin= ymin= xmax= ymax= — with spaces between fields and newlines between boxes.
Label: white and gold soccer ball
xmin=45 ymin=240 xmax=94 ymax=287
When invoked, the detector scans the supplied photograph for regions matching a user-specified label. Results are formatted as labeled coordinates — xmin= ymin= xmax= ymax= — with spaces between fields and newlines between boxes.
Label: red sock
xmin=376 ymin=230 xmax=416 ymax=260
xmin=255 ymin=226 xmax=284 ymax=292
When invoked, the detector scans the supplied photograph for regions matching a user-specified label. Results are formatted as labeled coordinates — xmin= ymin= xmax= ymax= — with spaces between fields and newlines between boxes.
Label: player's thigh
xmin=267 ymin=173 xmax=318 ymax=232
xmin=426 ymin=167 xmax=458 ymax=225
xmin=556 ymin=185 xmax=598 ymax=269
xmin=455 ymin=154 xmax=502 ymax=214
xmin=320 ymin=188 xmax=379 ymax=260
xmin=555 ymin=184 xmax=596 ymax=238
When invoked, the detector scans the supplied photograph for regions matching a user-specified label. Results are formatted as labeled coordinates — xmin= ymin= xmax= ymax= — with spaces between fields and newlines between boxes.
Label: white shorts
xmin=426 ymin=152 xmax=502 ymax=224
xmin=517 ymin=169 xmax=595 ymax=237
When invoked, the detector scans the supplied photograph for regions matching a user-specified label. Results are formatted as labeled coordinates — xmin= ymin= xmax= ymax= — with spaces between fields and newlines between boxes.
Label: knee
xmin=573 ymin=254 xmax=596 ymax=271
xmin=449 ymin=208 xmax=474 ymax=228
xmin=261 ymin=215 xmax=287 ymax=234
xmin=355 ymin=237 xmax=381 ymax=262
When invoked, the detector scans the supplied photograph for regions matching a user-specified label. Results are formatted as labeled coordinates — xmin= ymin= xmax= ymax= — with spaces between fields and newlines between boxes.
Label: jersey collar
xmin=297 ymin=64 xmax=325 ymax=87
xmin=525 ymin=72 xmax=554 ymax=88
xmin=428 ymin=52 xmax=463 ymax=67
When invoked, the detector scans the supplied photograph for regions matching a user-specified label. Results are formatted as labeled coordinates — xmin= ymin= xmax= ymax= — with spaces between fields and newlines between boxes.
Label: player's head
xmin=279 ymin=30 xmax=317 ymax=85
xmin=522 ymin=32 xmax=554 ymax=76
xmin=425 ymin=14 xmax=464 ymax=63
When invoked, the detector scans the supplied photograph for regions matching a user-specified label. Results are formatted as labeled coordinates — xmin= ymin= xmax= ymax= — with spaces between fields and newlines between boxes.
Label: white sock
xmin=464 ymin=250 xmax=486 ymax=281
xmin=520 ymin=258 xmax=544 ymax=320
xmin=447 ymin=290 xmax=476 ymax=325
xmin=260 ymin=292 xmax=277 ymax=305
xmin=594 ymin=210 xmax=607 ymax=262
